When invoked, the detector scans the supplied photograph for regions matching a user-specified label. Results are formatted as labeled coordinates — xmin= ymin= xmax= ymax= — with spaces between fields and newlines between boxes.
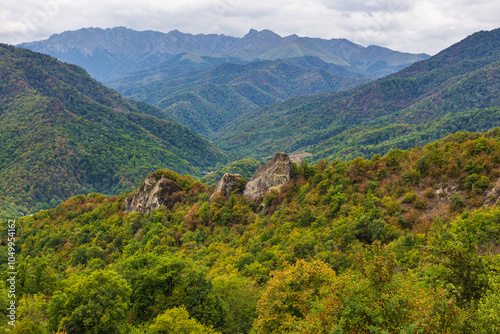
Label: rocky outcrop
xmin=210 ymin=173 xmax=243 ymax=201
xmin=124 ymin=174 xmax=182 ymax=213
xmin=243 ymin=152 xmax=292 ymax=199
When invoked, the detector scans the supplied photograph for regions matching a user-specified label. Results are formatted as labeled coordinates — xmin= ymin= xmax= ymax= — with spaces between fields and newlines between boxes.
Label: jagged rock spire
xmin=243 ymin=152 xmax=292 ymax=199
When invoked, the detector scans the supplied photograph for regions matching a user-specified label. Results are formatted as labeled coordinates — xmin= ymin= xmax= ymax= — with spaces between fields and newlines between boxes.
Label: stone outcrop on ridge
xmin=126 ymin=152 xmax=293 ymax=213
xmin=124 ymin=174 xmax=182 ymax=213
xmin=209 ymin=173 xmax=243 ymax=201
xmin=243 ymin=152 xmax=292 ymax=199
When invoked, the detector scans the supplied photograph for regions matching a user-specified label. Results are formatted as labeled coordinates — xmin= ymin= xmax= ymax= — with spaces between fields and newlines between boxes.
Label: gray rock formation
xmin=210 ymin=173 xmax=243 ymax=201
xmin=124 ymin=174 xmax=182 ymax=213
xmin=243 ymin=152 xmax=292 ymax=199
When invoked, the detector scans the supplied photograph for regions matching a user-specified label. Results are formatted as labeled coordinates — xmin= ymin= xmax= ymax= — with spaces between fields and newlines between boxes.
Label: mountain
xmin=257 ymin=38 xmax=348 ymax=65
xmin=19 ymin=28 xmax=428 ymax=138
xmin=18 ymin=27 xmax=429 ymax=82
xmin=17 ymin=27 xmax=239 ymax=81
xmin=214 ymin=28 xmax=500 ymax=160
xmin=108 ymin=57 xmax=371 ymax=136
xmin=0 ymin=44 xmax=228 ymax=219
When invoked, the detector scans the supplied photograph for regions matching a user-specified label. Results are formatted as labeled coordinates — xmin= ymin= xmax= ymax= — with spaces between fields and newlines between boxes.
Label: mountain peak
xmin=237 ymin=29 xmax=285 ymax=52
xmin=244 ymin=28 xmax=281 ymax=38
xmin=168 ymin=28 xmax=182 ymax=34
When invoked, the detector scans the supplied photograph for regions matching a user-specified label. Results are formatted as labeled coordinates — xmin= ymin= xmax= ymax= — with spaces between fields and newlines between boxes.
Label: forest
xmin=214 ymin=29 xmax=500 ymax=160
xmin=2 ymin=129 xmax=500 ymax=333
xmin=0 ymin=43 xmax=228 ymax=219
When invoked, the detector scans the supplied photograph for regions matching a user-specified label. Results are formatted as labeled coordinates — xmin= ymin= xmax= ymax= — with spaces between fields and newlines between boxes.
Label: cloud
xmin=0 ymin=0 xmax=498 ymax=54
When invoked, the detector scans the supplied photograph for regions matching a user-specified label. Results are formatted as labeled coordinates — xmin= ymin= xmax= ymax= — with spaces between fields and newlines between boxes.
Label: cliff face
xmin=209 ymin=173 xmax=244 ymax=201
xmin=243 ymin=152 xmax=292 ymax=200
xmin=124 ymin=174 xmax=182 ymax=213
xmin=125 ymin=152 xmax=293 ymax=213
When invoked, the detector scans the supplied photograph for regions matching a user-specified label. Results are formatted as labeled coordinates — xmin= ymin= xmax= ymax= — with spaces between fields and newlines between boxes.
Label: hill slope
xmin=0 ymin=44 xmax=228 ymax=218
xmin=215 ymin=28 xmax=500 ymax=160
xmin=6 ymin=129 xmax=500 ymax=333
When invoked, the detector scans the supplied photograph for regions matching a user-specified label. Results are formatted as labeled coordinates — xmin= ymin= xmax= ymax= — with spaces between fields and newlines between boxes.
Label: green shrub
xmin=402 ymin=191 xmax=417 ymax=203
xmin=414 ymin=197 xmax=428 ymax=209
xmin=449 ymin=193 xmax=466 ymax=212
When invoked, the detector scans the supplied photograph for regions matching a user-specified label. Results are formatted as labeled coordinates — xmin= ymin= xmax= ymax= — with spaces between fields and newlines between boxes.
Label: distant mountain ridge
xmin=18 ymin=27 xmax=430 ymax=81
xmin=108 ymin=56 xmax=371 ymax=136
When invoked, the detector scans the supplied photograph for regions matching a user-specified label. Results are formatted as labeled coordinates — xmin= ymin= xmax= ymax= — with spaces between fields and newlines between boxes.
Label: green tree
xmin=10 ymin=294 xmax=49 ymax=334
xmin=291 ymin=242 xmax=465 ymax=333
xmin=212 ymin=274 xmax=260 ymax=334
xmin=120 ymin=253 xmax=226 ymax=329
xmin=47 ymin=270 xmax=131 ymax=334
xmin=253 ymin=259 xmax=336 ymax=334
xmin=147 ymin=307 xmax=220 ymax=334
xmin=427 ymin=217 xmax=490 ymax=305
xmin=17 ymin=255 xmax=58 ymax=296
xmin=474 ymin=274 xmax=500 ymax=333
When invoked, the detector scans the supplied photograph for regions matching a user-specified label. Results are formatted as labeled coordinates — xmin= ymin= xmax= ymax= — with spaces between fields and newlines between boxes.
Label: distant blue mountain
xmin=18 ymin=27 xmax=429 ymax=82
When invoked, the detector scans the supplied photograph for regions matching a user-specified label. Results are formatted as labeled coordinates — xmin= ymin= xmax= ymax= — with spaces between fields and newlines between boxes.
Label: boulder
xmin=243 ymin=152 xmax=292 ymax=199
xmin=210 ymin=173 xmax=243 ymax=201
xmin=124 ymin=175 xmax=182 ymax=213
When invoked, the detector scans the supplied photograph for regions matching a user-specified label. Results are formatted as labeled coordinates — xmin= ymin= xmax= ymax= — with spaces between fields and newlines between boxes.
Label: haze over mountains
xmin=18 ymin=27 xmax=429 ymax=136
xmin=19 ymin=27 xmax=430 ymax=82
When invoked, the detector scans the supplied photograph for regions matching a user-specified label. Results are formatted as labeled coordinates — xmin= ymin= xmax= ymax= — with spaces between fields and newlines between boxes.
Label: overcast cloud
xmin=1 ymin=0 xmax=498 ymax=54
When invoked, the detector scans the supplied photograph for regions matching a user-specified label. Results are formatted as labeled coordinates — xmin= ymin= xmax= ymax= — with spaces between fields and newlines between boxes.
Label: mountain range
xmin=18 ymin=27 xmax=430 ymax=82
xmin=3 ymin=26 xmax=500 ymax=218
xmin=18 ymin=27 xmax=430 ymax=136
xmin=108 ymin=57 xmax=371 ymax=136
xmin=214 ymin=28 xmax=500 ymax=161
xmin=4 ymin=25 xmax=500 ymax=334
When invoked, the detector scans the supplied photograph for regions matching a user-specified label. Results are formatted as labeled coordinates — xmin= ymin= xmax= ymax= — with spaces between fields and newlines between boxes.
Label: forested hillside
xmin=0 ymin=44 xmax=228 ymax=219
xmin=215 ymin=28 xmax=500 ymax=161
xmin=18 ymin=27 xmax=431 ymax=138
xmin=3 ymin=130 xmax=500 ymax=333
xmin=108 ymin=57 xmax=370 ymax=136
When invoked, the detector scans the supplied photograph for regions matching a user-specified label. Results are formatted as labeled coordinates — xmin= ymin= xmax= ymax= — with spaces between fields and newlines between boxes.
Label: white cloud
xmin=0 ymin=0 xmax=498 ymax=54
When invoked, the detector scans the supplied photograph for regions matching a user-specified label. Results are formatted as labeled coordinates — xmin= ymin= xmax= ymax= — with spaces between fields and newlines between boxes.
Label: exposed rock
xmin=435 ymin=184 xmax=458 ymax=200
xmin=124 ymin=174 xmax=182 ymax=213
xmin=243 ymin=152 xmax=292 ymax=199
xmin=210 ymin=173 xmax=243 ymax=201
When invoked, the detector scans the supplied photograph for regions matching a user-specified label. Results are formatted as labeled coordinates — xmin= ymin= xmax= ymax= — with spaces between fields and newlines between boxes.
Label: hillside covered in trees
xmin=108 ymin=57 xmax=371 ymax=137
xmin=2 ymin=130 xmax=500 ymax=333
xmin=0 ymin=44 xmax=228 ymax=219
xmin=215 ymin=28 xmax=500 ymax=161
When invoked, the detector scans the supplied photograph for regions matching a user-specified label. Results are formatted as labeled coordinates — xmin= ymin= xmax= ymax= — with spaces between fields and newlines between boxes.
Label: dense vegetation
xmin=202 ymin=158 xmax=261 ymax=185
xmin=3 ymin=130 xmax=500 ymax=333
xmin=0 ymin=44 xmax=228 ymax=219
xmin=215 ymin=28 xmax=500 ymax=161
xmin=310 ymin=106 xmax=500 ymax=161
xmin=109 ymin=57 xmax=370 ymax=137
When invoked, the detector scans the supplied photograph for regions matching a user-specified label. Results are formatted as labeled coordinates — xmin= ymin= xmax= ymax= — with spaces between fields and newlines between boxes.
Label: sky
xmin=1 ymin=0 xmax=499 ymax=55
